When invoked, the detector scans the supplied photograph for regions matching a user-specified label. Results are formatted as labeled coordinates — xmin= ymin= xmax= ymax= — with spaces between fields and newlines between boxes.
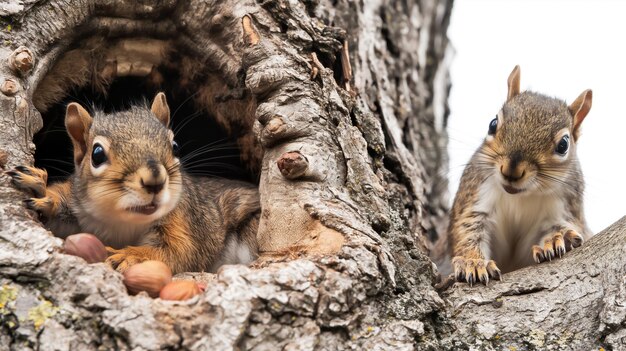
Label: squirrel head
xmin=65 ymin=92 xmax=183 ymax=224
xmin=480 ymin=65 xmax=592 ymax=195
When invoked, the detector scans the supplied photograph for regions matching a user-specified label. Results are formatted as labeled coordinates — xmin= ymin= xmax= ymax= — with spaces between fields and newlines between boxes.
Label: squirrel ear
xmin=151 ymin=92 xmax=170 ymax=127
xmin=507 ymin=65 xmax=521 ymax=101
xmin=568 ymin=89 xmax=592 ymax=141
xmin=65 ymin=103 xmax=93 ymax=165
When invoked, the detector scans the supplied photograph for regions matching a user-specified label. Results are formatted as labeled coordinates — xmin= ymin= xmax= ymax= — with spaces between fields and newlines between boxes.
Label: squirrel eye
xmin=556 ymin=135 xmax=569 ymax=155
xmin=91 ymin=143 xmax=107 ymax=167
xmin=488 ymin=117 xmax=498 ymax=135
xmin=172 ymin=140 xmax=180 ymax=156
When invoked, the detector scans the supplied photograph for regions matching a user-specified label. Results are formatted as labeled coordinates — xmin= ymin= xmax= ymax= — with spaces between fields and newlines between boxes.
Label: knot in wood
xmin=277 ymin=151 xmax=309 ymax=179
xmin=9 ymin=47 xmax=34 ymax=75
xmin=1 ymin=78 xmax=19 ymax=96
xmin=371 ymin=213 xmax=391 ymax=233
xmin=265 ymin=117 xmax=287 ymax=137
xmin=261 ymin=117 xmax=295 ymax=148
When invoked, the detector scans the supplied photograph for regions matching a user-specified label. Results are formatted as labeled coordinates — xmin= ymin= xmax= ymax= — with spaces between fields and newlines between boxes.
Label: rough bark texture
xmin=0 ymin=1 xmax=623 ymax=350
xmin=442 ymin=216 xmax=626 ymax=350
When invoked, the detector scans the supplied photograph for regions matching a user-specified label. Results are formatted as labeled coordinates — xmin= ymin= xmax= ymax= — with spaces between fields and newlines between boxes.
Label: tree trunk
xmin=0 ymin=1 xmax=623 ymax=350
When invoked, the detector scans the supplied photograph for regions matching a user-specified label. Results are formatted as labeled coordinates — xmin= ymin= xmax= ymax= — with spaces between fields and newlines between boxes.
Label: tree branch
xmin=442 ymin=216 xmax=626 ymax=350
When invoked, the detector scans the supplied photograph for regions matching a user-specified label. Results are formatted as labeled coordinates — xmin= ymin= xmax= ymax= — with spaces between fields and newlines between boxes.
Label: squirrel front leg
xmin=5 ymin=166 xmax=79 ymax=235
xmin=106 ymin=242 xmax=196 ymax=274
xmin=106 ymin=242 xmax=195 ymax=274
xmin=106 ymin=245 xmax=164 ymax=273
xmin=451 ymin=211 xmax=502 ymax=285
xmin=106 ymin=212 xmax=197 ymax=274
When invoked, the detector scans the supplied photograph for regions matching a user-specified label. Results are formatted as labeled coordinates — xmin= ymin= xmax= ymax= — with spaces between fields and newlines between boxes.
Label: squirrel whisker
xmin=172 ymin=110 xmax=205 ymax=136
xmin=170 ymin=91 xmax=202 ymax=121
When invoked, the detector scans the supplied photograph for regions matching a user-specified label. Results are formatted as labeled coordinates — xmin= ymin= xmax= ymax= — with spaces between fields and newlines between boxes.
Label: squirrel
xmin=6 ymin=93 xmax=260 ymax=274
xmin=448 ymin=65 xmax=593 ymax=285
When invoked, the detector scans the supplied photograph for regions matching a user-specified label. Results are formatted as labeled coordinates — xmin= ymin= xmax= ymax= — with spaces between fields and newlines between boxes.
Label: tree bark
xmin=442 ymin=216 xmax=626 ymax=350
xmin=0 ymin=1 xmax=623 ymax=350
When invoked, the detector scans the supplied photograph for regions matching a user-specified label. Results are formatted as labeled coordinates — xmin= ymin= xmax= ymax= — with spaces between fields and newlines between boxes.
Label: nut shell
xmin=63 ymin=233 xmax=107 ymax=263
xmin=159 ymin=280 xmax=203 ymax=301
xmin=123 ymin=261 xmax=172 ymax=298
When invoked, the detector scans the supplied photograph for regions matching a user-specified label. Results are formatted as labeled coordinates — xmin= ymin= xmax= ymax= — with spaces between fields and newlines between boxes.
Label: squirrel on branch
xmin=448 ymin=66 xmax=593 ymax=285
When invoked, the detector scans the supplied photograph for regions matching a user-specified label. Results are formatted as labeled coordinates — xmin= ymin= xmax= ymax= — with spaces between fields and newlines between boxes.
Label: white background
xmin=448 ymin=0 xmax=625 ymax=233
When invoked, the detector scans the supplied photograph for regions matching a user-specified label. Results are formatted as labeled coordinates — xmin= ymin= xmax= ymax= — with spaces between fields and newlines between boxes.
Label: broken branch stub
xmin=1 ymin=78 xmax=19 ymax=96
xmin=8 ymin=46 xmax=34 ymax=75
xmin=277 ymin=151 xmax=309 ymax=179
xmin=261 ymin=116 xmax=288 ymax=147
xmin=260 ymin=114 xmax=312 ymax=148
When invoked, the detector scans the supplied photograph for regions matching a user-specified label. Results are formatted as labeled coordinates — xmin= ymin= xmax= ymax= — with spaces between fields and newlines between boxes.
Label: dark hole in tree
xmin=34 ymin=69 xmax=258 ymax=185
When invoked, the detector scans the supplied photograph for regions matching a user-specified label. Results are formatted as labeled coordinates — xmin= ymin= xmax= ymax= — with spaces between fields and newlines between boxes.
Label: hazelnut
xmin=159 ymin=280 xmax=203 ymax=301
xmin=63 ymin=233 xmax=107 ymax=263
xmin=123 ymin=261 xmax=172 ymax=298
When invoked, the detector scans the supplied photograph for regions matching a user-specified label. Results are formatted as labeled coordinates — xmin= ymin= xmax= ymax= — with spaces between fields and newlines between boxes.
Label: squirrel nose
xmin=141 ymin=178 xmax=165 ymax=194
xmin=139 ymin=159 xmax=167 ymax=194
xmin=500 ymin=165 xmax=525 ymax=182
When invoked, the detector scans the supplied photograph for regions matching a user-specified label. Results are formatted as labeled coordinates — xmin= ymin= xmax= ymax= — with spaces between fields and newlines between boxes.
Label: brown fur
xmin=7 ymin=93 xmax=260 ymax=274
xmin=447 ymin=66 xmax=592 ymax=285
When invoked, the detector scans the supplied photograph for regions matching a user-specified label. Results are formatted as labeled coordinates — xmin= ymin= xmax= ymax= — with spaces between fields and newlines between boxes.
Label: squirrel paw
xmin=23 ymin=197 xmax=55 ymax=218
xmin=5 ymin=165 xmax=47 ymax=198
xmin=106 ymin=247 xmax=152 ymax=273
xmin=452 ymin=256 xmax=502 ymax=286
xmin=532 ymin=230 xmax=584 ymax=263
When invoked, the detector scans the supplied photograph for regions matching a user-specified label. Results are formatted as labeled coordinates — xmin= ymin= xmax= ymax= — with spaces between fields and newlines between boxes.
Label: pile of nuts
xmin=63 ymin=234 xmax=205 ymax=300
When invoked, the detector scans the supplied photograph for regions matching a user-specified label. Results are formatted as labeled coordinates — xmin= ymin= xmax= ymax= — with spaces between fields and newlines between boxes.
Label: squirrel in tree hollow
xmin=6 ymin=93 xmax=260 ymax=274
xmin=448 ymin=65 xmax=593 ymax=285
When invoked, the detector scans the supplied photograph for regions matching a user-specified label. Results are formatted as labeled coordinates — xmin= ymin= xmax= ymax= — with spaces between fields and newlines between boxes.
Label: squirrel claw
xmin=564 ymin=230 xmax=583 ymax=249
xmin=107 ymin=253 xmax=145 ymax=273
xmin=106 ymin=247 xmax=153 ymax=273
xmin=532 ymin=245 xmax=545 ymax=263
xmin=15 ymin=165 xmax=32 ymax=174
xmin=486 ymin=260 xmax=502 ymax=281
xmin=23 ymin=197 xmax=53 ymax=218
xmin=6 ymin=165 xmax=47 ymax=198
xmin=533 ymin=230 xmax=582 ymax=264
xmin=452 ymin=256 xmax=501 ymax=287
